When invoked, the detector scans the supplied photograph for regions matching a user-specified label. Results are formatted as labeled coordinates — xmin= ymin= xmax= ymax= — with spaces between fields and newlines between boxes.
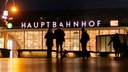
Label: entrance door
xmin=7 ymin=39 xmax=19 ymax=58
xmin=96 ymin=34 xmax=126 ymax=52
xmin=73 ymin=32 xmax=79 ymax=50
xmin=7 ymin=40 xmax=13 ymax=58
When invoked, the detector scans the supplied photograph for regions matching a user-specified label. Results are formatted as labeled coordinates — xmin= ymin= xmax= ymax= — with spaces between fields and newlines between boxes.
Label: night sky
xmin=0 ymin=0 xmax=128 ymax=11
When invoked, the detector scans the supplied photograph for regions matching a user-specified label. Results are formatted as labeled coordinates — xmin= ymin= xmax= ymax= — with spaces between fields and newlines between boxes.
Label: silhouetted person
xmin=80 ymin=28 xmax=90 ymax=58
xmin=45 ymin=28 xmax=54 ymax=58
xmin=108 ymin=33 xmax=121 ymax=57
xmin=54 ymin=27 xmax=65 ymax=58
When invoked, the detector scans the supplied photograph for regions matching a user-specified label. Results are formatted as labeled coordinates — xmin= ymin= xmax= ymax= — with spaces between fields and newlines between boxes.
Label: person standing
xmin=54 ymin=27 xmax=65 ymax=58
xmin=80 ymin=28 xmax=90 ymax=58
xmin=45 ymin=28 xmax=54 ymax=58
xmin=108 ymin=33 xmax=121 ymax=57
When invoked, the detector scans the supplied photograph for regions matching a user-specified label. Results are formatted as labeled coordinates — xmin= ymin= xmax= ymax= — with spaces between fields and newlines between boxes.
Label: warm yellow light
xmin=8 ymin=17 xmax=13 ymax=20
xmin=68 ymin=53 xmax=76 ymax=57
xmin=11 ymin=6 xmax=17 ymax=12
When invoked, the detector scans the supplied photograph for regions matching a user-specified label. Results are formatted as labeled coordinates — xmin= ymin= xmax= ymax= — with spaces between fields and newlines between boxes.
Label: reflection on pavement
xmin=0 ymin=57 xmax=128 ymax=72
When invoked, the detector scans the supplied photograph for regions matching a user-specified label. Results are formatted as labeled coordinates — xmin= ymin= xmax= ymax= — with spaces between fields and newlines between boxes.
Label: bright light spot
xmin=7 ymin=40 xmax=13 ymax=58
xmin=11 ymin=6 xmax=17 ymax=12
xmin=8 ymin=17 xmax=13 ymax=20
xmin=110 ymin=20 xmax=119 ymax=26
xmin=68 ymin=53 xmax=76 ymax=57
xmin=2 ymin=10 xmax=8 ymax=20
xmin=1 ymin=15 xmax=7 ymax=20
xmin=7 ymin=23 xmax=13 ymax=28
xmin=109 ymin=54 xmax=115 ymax=57
xmin=3 ymin=10 xmax=8 ymax=16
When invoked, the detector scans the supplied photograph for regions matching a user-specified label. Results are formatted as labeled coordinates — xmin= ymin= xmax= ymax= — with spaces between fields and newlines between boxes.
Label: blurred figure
xmin=108 ymin=33 xmax=121 ymax=57
xmin=80 ymin=28 xmax=90 ymax=58
xmin=120 ymin=35 xmax=128 ymax=57
xmin=45 ymin=28 xmax=54 ymax=58
xmin=54 ymin=27 xmax=65 ymax=58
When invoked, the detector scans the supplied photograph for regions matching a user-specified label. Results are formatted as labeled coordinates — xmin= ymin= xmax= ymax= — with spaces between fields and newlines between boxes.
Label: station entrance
xmin=0 ymin=27 xmax=127 ymax=57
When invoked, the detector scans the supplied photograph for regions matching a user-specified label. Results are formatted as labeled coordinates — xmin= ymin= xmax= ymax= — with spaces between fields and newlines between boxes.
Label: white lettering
xmin=34 ymin=22 xmax=39 ymax=28
xmin=52 ymin=22 xmax=57 ymax=28
xmin=81 ymin=21 xmax=86 ymax=27
xmin=89 ymin=21 xmax=95 ymax=27
xmin=20 ymin=20 xmax=102 ymax=29
xmin=97 ymin=20 xmax=101 ymax=26
xmin=46 ymin=22 xmax=50 ymax=28
xmin=27 ymin=22 xmax=32 ymax=28
xmin=41 ymin=22 xmax=45 ymax=28
xmin=59 ymin=22 xmax=64 ymax=27
xmin=21 ymin=22 xmax=26 ymax=28
xmin=73 ymin=21 xmax=79 ymax=27
xmin=66 ymin=21 xmax=71 ymax=27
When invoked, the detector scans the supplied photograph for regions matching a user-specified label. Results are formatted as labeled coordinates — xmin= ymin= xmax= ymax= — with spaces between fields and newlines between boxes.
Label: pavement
xmin=0 ymin=57 xmax=128 ymax=72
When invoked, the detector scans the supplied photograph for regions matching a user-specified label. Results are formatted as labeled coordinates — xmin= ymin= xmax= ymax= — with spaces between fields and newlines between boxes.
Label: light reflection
xmin=7 ymin=58 xmax=47 ymax=72
xmin=110 ymin=59 xmax=120 ymax=72
xmin=8 ymin=58 xmax=22 ymax=72
xmin=0 ymin=58 xmax=127 ymax=72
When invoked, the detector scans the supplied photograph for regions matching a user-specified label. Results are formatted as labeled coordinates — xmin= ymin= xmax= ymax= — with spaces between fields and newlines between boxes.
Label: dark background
xmin=0 ymin=0 xmax=128 ymax=28
xmin=0 ymin=0 xmax=128 ymax=11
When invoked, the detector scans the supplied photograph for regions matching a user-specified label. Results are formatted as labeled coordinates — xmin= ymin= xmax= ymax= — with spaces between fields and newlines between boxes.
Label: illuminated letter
xmin=34 ymin=22 xmax=39 ymax=28
xmin=27 ymin=22 xmax=32 ymax=28
xmin=53 ymin=21 xmax=57 ymax=28
xmin=59 ymin=22 xmax=64 ymax=27
xmin=46 ymin=22 xmax=50 ymax=28
xmin=21 ymin=22 xmax=26 ymax=28
xmin=81 ymin=21 xmax=86 ymax=27
xmin=89 ymin=21 xmax=95 ymax=27
xmin=73 ymin=21 xmax=79 ymax=27
xmin=41 ymin=22 xmax=45 ymax=28
xmin=66 ymin=21 xmax=71 ymax=27
xmin=97 ymin=20 xmax=101 ymax=26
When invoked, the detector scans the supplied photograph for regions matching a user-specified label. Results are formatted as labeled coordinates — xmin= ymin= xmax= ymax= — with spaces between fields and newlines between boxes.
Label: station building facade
xmin=0 ymin=9 xmax=128 ymax=57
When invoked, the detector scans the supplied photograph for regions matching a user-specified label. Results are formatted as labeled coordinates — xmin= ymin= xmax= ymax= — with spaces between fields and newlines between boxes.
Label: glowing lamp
xmin=11 ymin=6 xmax=17 ymax=12
xmin=7 ymin=23 xmax=13 ymax=28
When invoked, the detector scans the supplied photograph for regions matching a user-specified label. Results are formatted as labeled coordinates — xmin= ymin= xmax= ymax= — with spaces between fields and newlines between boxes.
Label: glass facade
xmin=96 ymin=34 xmax=127 ymax=52
xmin=0 ymin=27 xmax=127 ymax=57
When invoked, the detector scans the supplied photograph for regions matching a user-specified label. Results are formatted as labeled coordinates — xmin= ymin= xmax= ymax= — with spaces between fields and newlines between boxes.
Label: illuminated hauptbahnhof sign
xmin=21 ymin=20 xmax=101 ymax=28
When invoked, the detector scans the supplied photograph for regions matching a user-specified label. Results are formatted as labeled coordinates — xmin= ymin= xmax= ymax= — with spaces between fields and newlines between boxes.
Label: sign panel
xmin=20 ymin=20 xmax=101 ymax=28
xmin=110 ymin=20 xmax=118 ymax=26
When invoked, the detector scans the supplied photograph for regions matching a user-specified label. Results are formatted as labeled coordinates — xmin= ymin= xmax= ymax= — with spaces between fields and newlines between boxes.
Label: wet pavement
xmin=0 ymin=57 xmax=128 ymax=72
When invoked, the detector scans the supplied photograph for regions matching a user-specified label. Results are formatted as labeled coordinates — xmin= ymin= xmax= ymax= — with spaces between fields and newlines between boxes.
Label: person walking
xmin=54 ymin=27 xmax=65 ymax=58
xmin=108 ymin=33 xmax=121 ymax=57
xmin=80 ymin=28 xmax=90 ymax=58
xmin=45 ymin=28 xmax=54 ymax=58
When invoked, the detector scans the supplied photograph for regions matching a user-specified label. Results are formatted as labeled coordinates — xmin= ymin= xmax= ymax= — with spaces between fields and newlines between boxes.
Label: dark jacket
xmin=45 ymin=32 xmax=54 ymax=46
xmin=80 ymin=31 xmax=90 ymax=43
xmin=54 ymin=29 xmax=65 ymax=43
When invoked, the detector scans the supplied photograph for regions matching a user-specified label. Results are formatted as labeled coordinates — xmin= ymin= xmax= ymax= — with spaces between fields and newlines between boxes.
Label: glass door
xmin=73 ymin=32 xmax=79 ymax=51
